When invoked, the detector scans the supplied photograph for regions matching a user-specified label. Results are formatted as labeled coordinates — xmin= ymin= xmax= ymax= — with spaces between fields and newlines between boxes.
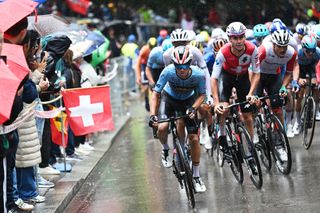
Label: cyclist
xmin=293 ymin=35 xmax=320 ymax=135
xmin=164 ymin=29 xmax=213 ymax=146
xmin=293 ymin=23 xmax=308 ymax=45
xmin=135 ymin=37 xmax=157 ymax=111
xmin=253 ymin=24 xmax=270 ymax=47
xmin=146 ymin=38 xmax=172 ymax=89
xmin=149 ymin=46 xmax=207 ymax=193
xmin=211 ymin=22 xmax=260 ymax=152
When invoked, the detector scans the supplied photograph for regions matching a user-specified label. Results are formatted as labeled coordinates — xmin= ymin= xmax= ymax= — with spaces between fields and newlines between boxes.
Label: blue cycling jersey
xmin=147 ymin=46 xmax=165 ymax=69
xmin=298 ymin=47 xmax=320 ymax=66
xmin=154 ymin=64 xmax=206 ymax=100
xmin=204 ymin=51 xmax=215 ymax=76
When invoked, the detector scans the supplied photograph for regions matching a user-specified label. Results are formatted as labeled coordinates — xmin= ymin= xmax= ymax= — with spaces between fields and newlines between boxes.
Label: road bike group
xmin=142 ymin=18 xmax=320 ymax=208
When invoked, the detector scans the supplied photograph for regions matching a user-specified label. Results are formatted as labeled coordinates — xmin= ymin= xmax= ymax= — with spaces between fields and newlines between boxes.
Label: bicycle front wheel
xmin=237 ymin=124 xmax=263 ymax=189
xmin=268 ymin=115 xmax=292 ymax=175
xmin=254 ymin=116 xmax=272 ymax=171
xmin=302 ymin=96 xmax=316 ymax=150
xmin=175 ymin=142 xmax=195 ymax=208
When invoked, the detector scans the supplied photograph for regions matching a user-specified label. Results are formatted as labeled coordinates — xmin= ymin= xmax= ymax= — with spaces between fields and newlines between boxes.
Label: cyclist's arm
xmin=151 ymin=68 xmax=168 ymax=115
xmin=211 ymin=51 xmax=225 ymax=105
xmin=193 ymin=74 xmax=206 ymax=108
xmin=146 ymin=55 xmax=155 ymax=85
xmin=248 ymin=47 xmax=260 ymax=96
xmin=285 ymin=51 xmax=299 ymax=86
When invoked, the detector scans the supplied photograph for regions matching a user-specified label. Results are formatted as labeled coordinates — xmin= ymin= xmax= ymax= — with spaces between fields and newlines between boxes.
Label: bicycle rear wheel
xmin=268 ymin=115 xmax=292 ymax=175
xmin=254 ymin=116 xmax=272 ymax=171
xmin=175 ymin=141 xmax=195 ymax=208
xmin=302 ymin=96 xmax=316 ymax=150
xmin=237 ymin=125 xmax=263 ymax=189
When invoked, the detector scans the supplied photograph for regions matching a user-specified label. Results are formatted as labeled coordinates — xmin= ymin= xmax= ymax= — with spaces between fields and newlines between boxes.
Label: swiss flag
xmin=62 ymin=86 xmax=114 ymax=136
xmin=65 ymin=0 xmax=91 ymax=16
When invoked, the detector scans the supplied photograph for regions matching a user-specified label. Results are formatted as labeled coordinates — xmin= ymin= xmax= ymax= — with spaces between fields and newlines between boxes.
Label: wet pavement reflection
xmin=65 ymin=105 xmax=320 ymax=212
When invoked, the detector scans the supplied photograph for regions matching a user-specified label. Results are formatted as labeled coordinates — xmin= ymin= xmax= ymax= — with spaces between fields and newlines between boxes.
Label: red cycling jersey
xmin=211 ymin=40 xmax=260 ymax=79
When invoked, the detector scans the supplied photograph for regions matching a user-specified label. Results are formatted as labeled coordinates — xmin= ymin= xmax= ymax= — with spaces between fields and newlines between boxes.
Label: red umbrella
xmin=0 ymin=43 xmax=29 ymax=124
xmin=0 ymin=0 xmax=38 ymax=32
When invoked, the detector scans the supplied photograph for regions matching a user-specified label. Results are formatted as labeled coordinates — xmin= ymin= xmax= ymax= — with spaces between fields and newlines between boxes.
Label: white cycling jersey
xmin=259 ymin=41 xmax=297 ymax=75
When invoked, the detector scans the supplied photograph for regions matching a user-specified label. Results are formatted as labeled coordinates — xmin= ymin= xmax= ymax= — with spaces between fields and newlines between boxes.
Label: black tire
xmin=226 ymin=126 xmax=244 ymax=184
xmin=302 ymin=96 xmax=316 ymax=150
xmin=175 ymin=142 xmax=195 ymax=208
xmin=254 ymin=116 xmax=272 ymax=171
xmin=268 ymin=115 xmax=292 ymax=175
xmin=237 ymin=125 xmax=263 ymax=189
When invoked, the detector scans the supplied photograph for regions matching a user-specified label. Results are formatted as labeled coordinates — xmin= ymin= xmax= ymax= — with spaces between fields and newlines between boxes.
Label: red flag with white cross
xmin=62 ymin=86 xmax=114 ymax=136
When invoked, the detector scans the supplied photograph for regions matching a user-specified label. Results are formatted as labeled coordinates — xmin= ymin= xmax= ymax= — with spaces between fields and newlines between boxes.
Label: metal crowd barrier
xmin=106 ymin=56 xmax=138 ymax=118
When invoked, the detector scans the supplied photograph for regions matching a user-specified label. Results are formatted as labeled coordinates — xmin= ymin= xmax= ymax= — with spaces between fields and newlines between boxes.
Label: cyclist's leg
xmin=235 ymin=73 xmax=254 ymax=138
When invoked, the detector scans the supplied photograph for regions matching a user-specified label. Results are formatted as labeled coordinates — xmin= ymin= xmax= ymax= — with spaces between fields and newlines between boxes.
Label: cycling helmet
xmin=170 ymin=29 xmax=189 ymax=42
xmin=211 ymin=28 xmax=227 ymax=40
xmin=195 ymin=34 xmax=205 ymax=43
xmin=200 ymin=31 xmax=210 ymax=42
xmin=253 ymin=24 xmax=270 ymax=38
xmin=162 ymin=38 xmax=173 ymax=52
xmin=295 ymin=23 xmax=307 ymax=35
xmin=171 ymin=46 xmax=193 ymax=65
xmin=245 ymin=29 xmax=254 ymax=40
xmin=187 ymin=30 xmax=196 ymax=41
xmin=271 ymin=29 xmax=290 ymax=46
xmin=226 ymin=22 xmax=246 ymax=37
xmin=301 ymin=35 xmax=317 ymax=49
xmin=212 ymin=38 xmax=227 ymax=52
xmin=128 ymin=34 xmax=136 ymax=43
xmin=270 ymin=18 xmax=287 ymax=33
xmin=264 ymin=21 xmax=272 ymax=31
xmin=148 ymin=37 xmax=157 ymax=49
xmin=190 ymin=40 xmax=203 ymax=52
xmin=313 ymin=24 xmax=320 ymax=41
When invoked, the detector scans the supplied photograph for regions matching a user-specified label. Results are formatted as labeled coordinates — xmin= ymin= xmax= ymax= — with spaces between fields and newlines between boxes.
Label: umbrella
xmin=83 ymin=31 xmax=106 ymax=56
xmin=0 ymin=44 xmax=30 ymax=124
xmin=28 ymin=14 xmax=70 ymax=36
xmin=90 ymin=31 xmax=109 ymax=67
xmin=0 ymin=0 xmax=38 ymax=32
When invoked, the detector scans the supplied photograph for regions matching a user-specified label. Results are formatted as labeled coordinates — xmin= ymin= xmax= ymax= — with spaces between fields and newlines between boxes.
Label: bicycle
xmin=157 ymin=115 xmax=195 ymax=208
xmin=254 ymin=94 xmax=292 ymax=175
xmin=300 ymin=75 xmax=317 ymax=150
xmin=217 ymin=100 xmax=263 ymax=189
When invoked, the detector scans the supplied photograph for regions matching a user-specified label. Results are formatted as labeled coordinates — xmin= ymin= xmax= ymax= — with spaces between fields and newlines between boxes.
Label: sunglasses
xmin=175 ymin=64 xmax=190 ymax=70
xmin=305 ymin=48 xmax=315 ymax=54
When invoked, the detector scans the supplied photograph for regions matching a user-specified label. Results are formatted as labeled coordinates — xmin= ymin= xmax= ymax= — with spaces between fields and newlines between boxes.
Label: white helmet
xmin=245 ymin=29 xmax=254 ymax=40
xmin=186 ymin=30 xmax=196 ymax=41
xmin=271 ymin=29 xmax=290 ymax=46
xmin=171 ymin=46 xmax=193 ymax=65
xmin=295 ymin=23 xmax=307 ymax=35
xmin=226 ymin=22 xmax=247 ymax=37
xmin=211 ymin=28 xmax=228 ymax=41
xmin=170 ymin=29 xmax=189 ymax=42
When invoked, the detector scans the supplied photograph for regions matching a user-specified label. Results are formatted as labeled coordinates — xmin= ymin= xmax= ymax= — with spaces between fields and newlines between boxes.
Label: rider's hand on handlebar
xmin=279 ymin=85 xmax=288 ymax=97
xmin=291 ymin=80 xmax=300 ymax=93
xmin=149 ymin=115 xmax=158 ymax=127
xmin=214 ymin=104 xmax=225 ymax=115
xmin=186 ymin=107 xmax=197 ymax=119
xmin=246 ymin=95 xmax=257 ymax=105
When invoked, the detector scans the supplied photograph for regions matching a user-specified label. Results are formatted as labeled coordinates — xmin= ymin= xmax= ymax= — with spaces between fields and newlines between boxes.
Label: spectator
xmin=180 ymin=9 xmax=195 ymax=31
xmin=106 ymin=27 xmax=121 ymax=59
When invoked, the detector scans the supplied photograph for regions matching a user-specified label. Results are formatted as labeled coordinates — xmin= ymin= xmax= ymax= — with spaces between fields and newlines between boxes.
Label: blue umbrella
xmin=83 ymin=32 xmax=106 ymax=57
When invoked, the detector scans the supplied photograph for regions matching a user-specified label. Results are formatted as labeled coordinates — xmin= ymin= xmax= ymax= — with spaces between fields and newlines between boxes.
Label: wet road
xmin=65 ymin=105 xmax=320 ymax=213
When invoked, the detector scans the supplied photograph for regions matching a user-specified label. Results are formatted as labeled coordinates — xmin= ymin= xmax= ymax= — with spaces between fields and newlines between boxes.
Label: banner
xmin=66 ymin=0 xmax=91 ymax=16
xmin=49 ymin=106 xmax=68 ymax=147
xmin=62 ymin=86 xmax=114 ymax=136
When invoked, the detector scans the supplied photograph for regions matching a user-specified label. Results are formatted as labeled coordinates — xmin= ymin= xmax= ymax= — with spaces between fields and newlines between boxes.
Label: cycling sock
xmin=286 ymin=111 xmax=292 ymax=125
xmin=192 ymin=165 xmax=200 ymax=177
xmin=218 ymin=124 xmax=226 ymax=137
xmin=162 ymin=143 xmax=169 ymax=150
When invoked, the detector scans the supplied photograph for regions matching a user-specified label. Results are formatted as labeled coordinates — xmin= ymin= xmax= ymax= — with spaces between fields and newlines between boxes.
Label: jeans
xmin=16 ymin=167 xmax=38 ymax=200
xmin=39 ymin=118 xmax=52 ymax=168
xmin=0 ymin=158 xmax=7 ymax=213
xmin=6 ymin=130 xmax=19 ymax=210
